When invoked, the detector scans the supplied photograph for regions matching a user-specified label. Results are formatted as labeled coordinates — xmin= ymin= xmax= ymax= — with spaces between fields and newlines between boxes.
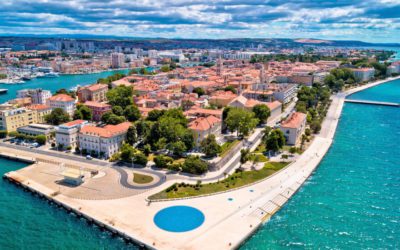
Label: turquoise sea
xmin=242 ymin=79 xmax=400 ymax=249
xmin=0 ymin=157 xmax=137 ymax=249
xmin=0 ymin=69 xmax=128 ymax=104
xmin=0 ymin=77 xmax=399 ymax=249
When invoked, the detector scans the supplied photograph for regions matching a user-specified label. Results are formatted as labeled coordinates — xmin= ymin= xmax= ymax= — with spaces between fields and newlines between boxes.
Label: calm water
xmin=0 ymin=157 xmax=138 ymax=249
xmin=0 ymin=69 xmax=128 ymax=103
xmin=241 ymin=80 xmax=400 ymax=249
xmin=348 ymin=78 xmax=400 ymax=103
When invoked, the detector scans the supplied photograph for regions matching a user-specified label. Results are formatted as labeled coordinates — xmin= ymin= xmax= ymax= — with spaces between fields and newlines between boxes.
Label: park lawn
xmin=220 ymin=140 xmax=240 ymax=157
xmin=148 ymin=161 xmax=289 ymax=200
xmin=254 ymin=143 xmax=266 ymax=154
xmin=250 ymin=153 xmax=268 ymax=162
xmin=133 ymin=172 xmax=154 ymax=184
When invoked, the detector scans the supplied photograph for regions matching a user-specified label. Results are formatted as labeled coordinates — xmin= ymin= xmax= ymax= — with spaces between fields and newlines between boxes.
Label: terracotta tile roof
xmin=189 ymin=115 xmax=221 ymax=131
xmin=84 ymin=84 xmax=108 ymax=92
xmin=80 ymin=122 xmax=131 ymax=138
xmin=281 ymin=112 xmax=307 ymax=129
xmin=28 ymin=104 xmax=51 ymax=110
xmin=62 ymin=119 xmax=87 ymax=127
xmin=265 ymin=101 xmax=282 ymax=111
xmin=48 ymin=94 xmax=75 ymax=102
xmin=84 ymin=101 xmax=111 ymax=108
xmin=185 ymin=107 xmax=223 ymax=118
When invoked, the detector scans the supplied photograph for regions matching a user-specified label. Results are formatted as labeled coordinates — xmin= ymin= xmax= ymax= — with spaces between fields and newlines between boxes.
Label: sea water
xmin=241 ymin=80 xmax=400 ymax=249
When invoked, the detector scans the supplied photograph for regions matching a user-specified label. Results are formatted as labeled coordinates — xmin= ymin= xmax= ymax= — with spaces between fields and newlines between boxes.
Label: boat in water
xmin=43 ymin=72 xmax=59 ymax=78
xmin=0 ymin=89 xmax=7 ymax=94
xmin=0 ymin=78 xmax=25 ymax=84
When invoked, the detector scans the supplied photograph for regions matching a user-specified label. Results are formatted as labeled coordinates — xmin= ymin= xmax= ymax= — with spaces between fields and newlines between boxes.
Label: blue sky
xmin=1 ymin=0 xmax=400 ymax=43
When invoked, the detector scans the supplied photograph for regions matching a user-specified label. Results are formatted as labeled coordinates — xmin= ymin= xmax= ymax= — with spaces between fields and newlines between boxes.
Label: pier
xmin=345 ymin=99 xmax=400 ymax=107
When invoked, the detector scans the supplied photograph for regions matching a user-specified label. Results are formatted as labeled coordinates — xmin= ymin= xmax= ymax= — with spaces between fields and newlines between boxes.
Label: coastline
xmin=1 ymin=76 xmax=399 ymax=250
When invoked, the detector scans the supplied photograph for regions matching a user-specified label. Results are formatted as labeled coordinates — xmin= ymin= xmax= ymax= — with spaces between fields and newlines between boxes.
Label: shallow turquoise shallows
xmin=154 ymin=206 xmax=205 ymax=232
xmin=0 ymin=69 xmax=128 ymax=103
xmin=241 ymin=79 xmax=400 ymax=249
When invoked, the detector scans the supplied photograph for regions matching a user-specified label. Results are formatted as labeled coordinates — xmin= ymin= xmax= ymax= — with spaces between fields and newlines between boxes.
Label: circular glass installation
xmin=154 ymin=206 xmax=205 ymax=232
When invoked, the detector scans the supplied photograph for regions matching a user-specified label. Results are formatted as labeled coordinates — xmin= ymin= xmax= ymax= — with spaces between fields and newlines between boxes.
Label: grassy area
xmin=254 ymin=143 xmax=266 ymax=154
xmin=249 ymin=153 xmax=268 ymax=162
xmin=133 ymin=172 xmax=154 ymax=184
xmin=148 ymin=161 xmax=289 ymax=200
xmin=220 ymin=140 xmax=240 ymax=157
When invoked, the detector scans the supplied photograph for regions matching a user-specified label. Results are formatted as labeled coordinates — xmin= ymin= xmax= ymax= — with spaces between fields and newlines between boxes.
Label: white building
xmin=279 ymin=112 xmax=307 ymax=145
xmin=17 ymin=89 xmax=52 ymax=104
xmin=271 ymin=84 xmax=298 ymax=104
xmin=352 ymin=68 xmax=375 ymax=82
xmin=55 ymin=120 xmax=88 ymax=150
xmin=188 ymin=115 xmax=222 ymax=147
xmin=47 ymin=94 xmax=76 ymax=116
xmin=111 ymin=52 xmax=125 ymax=68
xmin=78 ymin=122 xmax=131 ymax=158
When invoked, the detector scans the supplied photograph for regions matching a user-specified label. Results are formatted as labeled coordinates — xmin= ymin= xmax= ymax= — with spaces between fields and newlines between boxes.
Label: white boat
xmin=0 ymin=78 xmax=25 ymax=84
xmin=43 ymin=72 xmax=59 ymax=78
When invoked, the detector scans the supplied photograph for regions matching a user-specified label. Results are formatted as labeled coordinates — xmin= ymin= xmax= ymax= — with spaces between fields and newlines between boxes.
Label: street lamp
xmin=131 ymin=156 xmax=135 ymax=168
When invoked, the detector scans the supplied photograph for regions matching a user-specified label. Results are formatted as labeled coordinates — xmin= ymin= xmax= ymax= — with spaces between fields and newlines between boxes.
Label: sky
xmin=1 ymin=0 xmax=400 ymax=43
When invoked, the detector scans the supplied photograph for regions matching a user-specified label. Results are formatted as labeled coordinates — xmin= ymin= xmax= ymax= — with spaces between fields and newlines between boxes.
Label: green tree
xmin=126 ymin=126 xmax=137 ymax=145
xmin=168 ymin=141 xmax=187 ymax=157
xmin=160 ymin=64 xmax=171 ymax=72
xmin=252 ymin=104 xmax=271 ymax=125
xmin=73 ymin=110 xmax=83 ymax=120
xmin=45 ymin=108 xmax=70 ymax=125
xmin=106 ymin=85 xmax=133 ymax=107
xmin=35 ymin=135 xmax=46 ymax=145
xmin=310 ymin=119 xmax=322 ymax=133
xmin=79 ymin=105 xmax=92 ymax=120
xmin=225 ymin=107 xmax=259 ymax=137
xmin=224 ymin=85 xmax=237 ymax=94
xmin=106 ymin=114 xmax=126 ymax=125
xmin=200 ymin=134 xmax=221 ymax=158
xmin=146 ymin=109 xmax=165 ymax=121
xmin=120 ymin=143 xmax=135 ymax=162
xmin=154 ymin=154 xmax=174 ymax=168
xmin=265 ymin=129 xmax=286 ymax=152
xmin=133 ymin=151 xmax=148 ymax=166
xmin=181 ymin=156 xmax=208 ymax=175
xmin=192 ymin=87 xmax=205 ymax=97
xmin=240 ymin=149 xmax=251 ymax=164
xmin=112 ymin=106 xmax=124 ymax=116
xmin=124 ymin=105 xmax=141 ymax=122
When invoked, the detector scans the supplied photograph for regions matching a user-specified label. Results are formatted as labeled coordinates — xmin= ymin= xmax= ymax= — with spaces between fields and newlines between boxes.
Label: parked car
xmin=86 ymin=155 xmax=93 ymax=160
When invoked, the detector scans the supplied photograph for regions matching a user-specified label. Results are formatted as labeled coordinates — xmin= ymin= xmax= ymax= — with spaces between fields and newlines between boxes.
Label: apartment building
xmin=78 ymin=122 xmax=131 ymax=158
xmin=0 ymin=107 xmax=37 ymax=132
xmin=55 ymin=120 xmax=88 ymax=150
xmin=17 ymin=88 xmax=52 ymax=104
xmin=27 ymin=104 xmax=52 ymax=123
xmin=77 ymin=84 xmax=108 ymax=103
xmin=47 ymin=94 xmax=76 ymax=116
xmin=352 ymin=68 xmax=375 ymax=82
xmin=279 ymin=112 xmax=307 ymax=145
xmin=189 ymin=115 xmax=222 ymax=147
xmin=84 ymin=101 xmax=112 ymax=121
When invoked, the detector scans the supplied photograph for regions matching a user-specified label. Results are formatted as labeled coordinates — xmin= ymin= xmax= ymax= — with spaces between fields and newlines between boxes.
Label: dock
xmin=345 ymin=99 xmax=400 ymax=107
